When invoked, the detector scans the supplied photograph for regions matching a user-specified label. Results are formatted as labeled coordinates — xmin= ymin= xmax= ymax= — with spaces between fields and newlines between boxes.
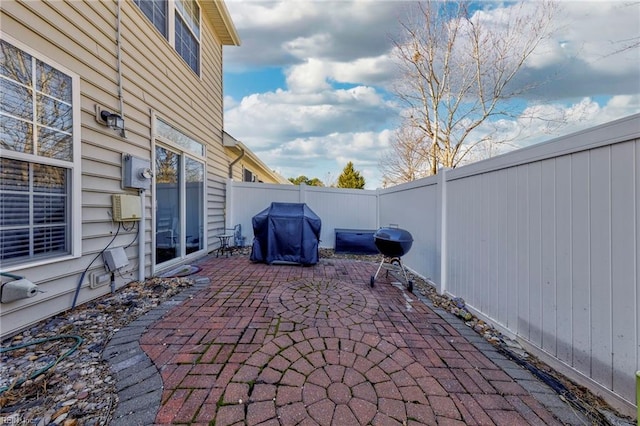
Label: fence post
xmin=299 ymin=183 xmax=307 ymax=203
xmin=437 ymin=168 xmax=449 ymax=295
xmin=226 ymin=178 xmax=234 ymax=229
xmin=375 ymin=188 xmax=381 ymax=229
xmin=636 ymin=371 xmax=639 ymax=422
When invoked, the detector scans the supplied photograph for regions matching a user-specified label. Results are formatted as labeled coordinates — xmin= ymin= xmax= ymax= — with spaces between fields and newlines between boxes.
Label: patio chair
xmin=214 ymin=224 xmax=244 ymax=257
xmin=232 ymin=224 xmax=244 ymax=247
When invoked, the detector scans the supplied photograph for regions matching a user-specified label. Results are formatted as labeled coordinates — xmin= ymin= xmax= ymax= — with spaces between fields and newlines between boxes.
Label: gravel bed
xmin=0 ymin=277 xmax=192 ymax=426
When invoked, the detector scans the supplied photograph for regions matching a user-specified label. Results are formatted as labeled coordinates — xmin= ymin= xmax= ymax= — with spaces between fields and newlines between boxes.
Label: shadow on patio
xmin=106 ymin=254 xmax=588 ymax=425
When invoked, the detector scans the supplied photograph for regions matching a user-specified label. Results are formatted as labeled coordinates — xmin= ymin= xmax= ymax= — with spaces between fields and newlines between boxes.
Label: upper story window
xmin=134 ymin=0 xmax=201 ymax=75
xmin=243 ymin=168 xmax=256 ymax=183
xmin=134 ymin=0 xmax=168 ymax=38
xmin=0 ymin=37 xmax=81 ymax=268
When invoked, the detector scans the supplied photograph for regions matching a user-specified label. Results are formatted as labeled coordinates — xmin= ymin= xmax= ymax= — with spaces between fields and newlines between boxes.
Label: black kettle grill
xmin=370 ymin=227 xmax=414 ymax=292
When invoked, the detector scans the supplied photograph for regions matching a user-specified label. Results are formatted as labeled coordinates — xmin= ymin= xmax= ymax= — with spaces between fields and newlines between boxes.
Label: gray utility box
xmin=122 ymin=153 xmax=151 ymax=190
xmin=103 ymin=247 xmax=129 ymax=272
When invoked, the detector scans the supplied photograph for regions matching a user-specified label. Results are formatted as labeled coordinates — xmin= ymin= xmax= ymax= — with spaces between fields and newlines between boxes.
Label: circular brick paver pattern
xmin=268 ymin=279 xmax=379 ymax=327
xmin=223 ymin=329 xmax=437 ymax=425
xmin=123 ymin=258 xmax=577 ymax=426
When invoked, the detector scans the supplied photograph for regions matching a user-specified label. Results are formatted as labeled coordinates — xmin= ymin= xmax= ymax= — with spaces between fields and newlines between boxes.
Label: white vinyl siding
xmin=0 ymin=0 xmax=229 ymax=338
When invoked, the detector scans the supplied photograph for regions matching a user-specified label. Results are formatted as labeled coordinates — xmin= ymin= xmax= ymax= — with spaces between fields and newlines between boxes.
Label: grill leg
xmin=373 ymin=258 xmax=385 ymax=280
xmin=398 ymin=259 xmax=414 ymax=292
xmin=398 ymin=260 xmax=409 ymax=283
xmin=370 ymin=257 xmax=386 ymax=287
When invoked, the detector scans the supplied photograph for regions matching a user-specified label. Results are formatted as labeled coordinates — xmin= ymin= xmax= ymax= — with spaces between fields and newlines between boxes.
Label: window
xmin=134 ymin=0 xmax=200 ymax=75
xmin=175 ymin=0 xmax=200 ymax=75
xmin=0 ymin=38 xmax=80 ymax=267
xmin=134 ymin=0 xmax=168 ymax=38
xmin=156 ymin=118 xmax=203 ymax=156
xmin=243 ymin=168 xmax=256 ymax=183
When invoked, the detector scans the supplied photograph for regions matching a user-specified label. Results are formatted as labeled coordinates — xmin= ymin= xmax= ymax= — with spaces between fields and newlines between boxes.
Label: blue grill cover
xmin=250 ymin=202 xmax=321 ymax=265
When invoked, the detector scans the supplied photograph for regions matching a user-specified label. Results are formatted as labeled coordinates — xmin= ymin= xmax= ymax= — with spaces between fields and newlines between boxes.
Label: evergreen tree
xmin=337 ymin=162 xmax=365 ymax=189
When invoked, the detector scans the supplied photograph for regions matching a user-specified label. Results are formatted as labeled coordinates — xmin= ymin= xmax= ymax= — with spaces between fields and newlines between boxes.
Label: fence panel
xmin=303 ymin=186 xmax=378 ymax=247
xmin=378 ymin=177 xmax=441 ymax=287
xmin=226 ymin=182 xmax=300 ymax=244
xmin=610 ymin=141 xmax=638 ymax=401
xmin=227 ymin=114 xmax=639 ymax=411
xmin=444 ymin=115 xmax=639 ymax=411
xmin=228 ymin=182 xmax=378 ymax=248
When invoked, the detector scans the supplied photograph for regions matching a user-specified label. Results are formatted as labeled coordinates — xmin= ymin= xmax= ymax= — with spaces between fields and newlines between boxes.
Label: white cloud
xmin=557 ymin=2 xmax=640 ymax=74
xmin=255 ymin=130 xmax=393 ymax=188
xmin=471 ymin=95 xmax=640 ymax=155
xmin=223 ymin=0 xmax=640 ymax=189
xmin=330 ymin=54 xmax=398 ymax=87
xmin=225 ymin=84 xmax=397 ymax=149
xmin=285 ymin=59 xmax=331 ymax=93
xmin=224 ymin=0 xmax=406 ymax=70
xmin=284 ymin=33 xmax=334 ymax=60
xmin=223 ymin=95 xmax=239 ymax=109
xmin=517 ymin=1 xmax=640 ymax=98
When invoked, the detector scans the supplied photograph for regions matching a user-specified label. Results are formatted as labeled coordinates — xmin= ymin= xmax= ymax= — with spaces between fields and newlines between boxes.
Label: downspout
xmin=228 ymin=147 xmax=245 ymax=178
xmin=226 ymin=147 xmax=244 ymax=233
xmin=139 ymin=189 xmax=145 ymax=282
xmin=120 ymin=0 xmax=143 ymax=283
xmin=116 ymin=0 xmax=126 ymax=138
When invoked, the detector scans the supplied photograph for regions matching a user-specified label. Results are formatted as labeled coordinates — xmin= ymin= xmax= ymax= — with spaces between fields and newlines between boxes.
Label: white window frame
xmin=134 ymin=0 xmax=202 ymax=77
xmin=150 ymin=112 xmax=206 ymax=272
xmin=0 ymin=34 xmax=82 ymax=271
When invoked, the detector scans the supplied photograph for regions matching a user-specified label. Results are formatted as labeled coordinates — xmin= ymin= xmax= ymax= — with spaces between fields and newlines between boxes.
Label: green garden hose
xmin=0 ymin=334 xmax=83 ymax=395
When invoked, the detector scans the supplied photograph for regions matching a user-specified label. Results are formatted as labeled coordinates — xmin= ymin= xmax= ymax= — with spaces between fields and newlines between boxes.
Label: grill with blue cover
xmin=250 ymin=202 xmax=321 ymax=265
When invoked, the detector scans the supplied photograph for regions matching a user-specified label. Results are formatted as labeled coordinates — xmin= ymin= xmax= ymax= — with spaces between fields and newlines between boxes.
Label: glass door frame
xmin=151 ymin=113 xmax=207 ymax=274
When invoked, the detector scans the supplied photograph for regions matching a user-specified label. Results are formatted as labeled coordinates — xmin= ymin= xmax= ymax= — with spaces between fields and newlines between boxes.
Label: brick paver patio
xmin=128 ymin=255 xmax=574 ymax=425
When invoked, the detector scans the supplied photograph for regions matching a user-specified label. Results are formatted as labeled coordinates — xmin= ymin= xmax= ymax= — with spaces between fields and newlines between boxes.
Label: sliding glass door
xmin=154 ymin=119 xmax=205 ymax=267
xmin=185 ymin=157 xmax=204 ymax=255
xmin=155 ymin=146 xmax=181 ymax=264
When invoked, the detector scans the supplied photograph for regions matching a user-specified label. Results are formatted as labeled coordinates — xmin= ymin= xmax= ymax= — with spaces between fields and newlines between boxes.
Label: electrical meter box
xmin=122 ymin=154 xmax=152 ymax=190
xmin=112 ymin=194 xmax=141 ymax=221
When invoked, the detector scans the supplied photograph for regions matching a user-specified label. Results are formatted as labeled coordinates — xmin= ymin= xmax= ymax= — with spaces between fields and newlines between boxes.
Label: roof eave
xmin=201 ymin=0 xmax=240 ymax=46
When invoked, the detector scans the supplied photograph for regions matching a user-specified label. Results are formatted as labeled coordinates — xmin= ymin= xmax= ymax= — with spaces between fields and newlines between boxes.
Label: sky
xmin=222 ymin=0 xmax=640 ymax=189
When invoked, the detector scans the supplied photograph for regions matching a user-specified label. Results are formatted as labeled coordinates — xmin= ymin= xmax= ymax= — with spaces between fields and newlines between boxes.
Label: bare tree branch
xmin=382 ymin=0 xmax=559 ymax=182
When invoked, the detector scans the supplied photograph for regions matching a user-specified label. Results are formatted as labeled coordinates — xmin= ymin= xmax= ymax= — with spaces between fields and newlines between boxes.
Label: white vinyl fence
xmin=227 ymin=113 xmax=640 ymax=415
xmin=226 ymin=183 xmax=379 ymax=248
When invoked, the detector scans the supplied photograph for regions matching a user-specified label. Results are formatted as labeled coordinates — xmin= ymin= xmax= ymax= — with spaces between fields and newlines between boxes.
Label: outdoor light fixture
xmin=100 ymin=109 xmax=125 ymax=131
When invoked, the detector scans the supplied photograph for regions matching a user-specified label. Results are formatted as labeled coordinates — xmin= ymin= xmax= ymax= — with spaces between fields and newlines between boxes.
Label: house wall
xmin=224 ymin=147 xmax=286 ymax=184
xmin=1 ymin=0 xmax=230 ymax=336
xmin=228 ymin=114 xmax=640 ymax=414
